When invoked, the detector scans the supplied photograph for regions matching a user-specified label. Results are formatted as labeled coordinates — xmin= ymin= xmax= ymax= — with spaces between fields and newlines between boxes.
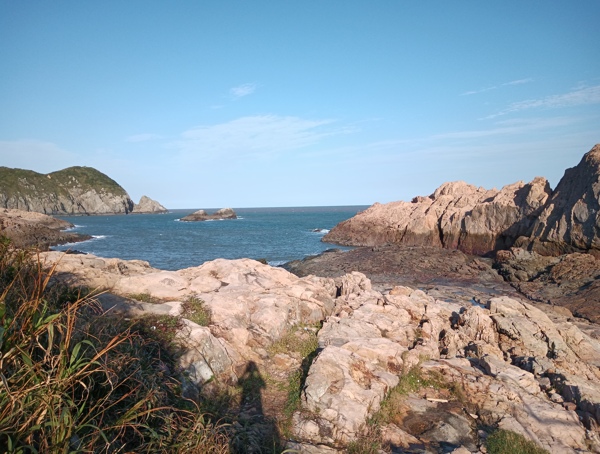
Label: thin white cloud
xmin=461 ymin=77 xmax=533 ymax=96
xmin=174 ymin=115 xmax=339 ymax=159
xmin=126 ymin=133 xmax=162 ymax=143
xmin=486 ymin=84 xmax=600 ymax=118
xmin=502 ymin=78 xmax=533 ymax=86
xmin=433 ymin=116 xmax=576 ymax=140
xmin=230 ymin=83 xmax=257 ymax=99
xmin=461 ymin=86 xmax=497 ymax=96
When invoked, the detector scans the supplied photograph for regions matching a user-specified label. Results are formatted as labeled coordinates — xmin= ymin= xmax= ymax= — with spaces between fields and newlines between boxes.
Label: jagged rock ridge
xmin=519 ymin=143 xmax=600 ymax=255
xmin=325 ymin=144 xmax=600 ymax=257
xmin=0 ymin=166 xmax=134 ymax=215
xmin=132 ymin=195 xmax=168 ymax=213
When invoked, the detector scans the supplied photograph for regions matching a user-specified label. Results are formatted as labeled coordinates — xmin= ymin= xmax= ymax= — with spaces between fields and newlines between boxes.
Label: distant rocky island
xmin=180 ymin=207 xmax=237 ymax=222
xmin=0 ymin=165 xmax=167 ymax=215
xmin=132 ymin=195 xmax=168 ymax=214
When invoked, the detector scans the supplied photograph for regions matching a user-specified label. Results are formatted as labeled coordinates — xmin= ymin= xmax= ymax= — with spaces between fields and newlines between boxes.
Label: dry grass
xmin=0 ymin=238 xmax=229 ymax=453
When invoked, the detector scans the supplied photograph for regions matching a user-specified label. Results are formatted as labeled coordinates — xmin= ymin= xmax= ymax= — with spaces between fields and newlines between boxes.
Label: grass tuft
xmin=486 ymin=429 xmax=549 ymax=454
xmin=128 ymin=292 xmax=161 ymax=303
xmin=181 ymin=296 xmax=211 ymax=326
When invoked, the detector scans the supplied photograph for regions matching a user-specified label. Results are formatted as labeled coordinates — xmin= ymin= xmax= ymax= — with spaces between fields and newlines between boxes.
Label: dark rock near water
xmin=495 ymin=247 xmax=600 ymax=323
xmin=180 ymin=207 xmax=237 ymax=222
xmin=0 ymin=208 xmax=91 ymax=249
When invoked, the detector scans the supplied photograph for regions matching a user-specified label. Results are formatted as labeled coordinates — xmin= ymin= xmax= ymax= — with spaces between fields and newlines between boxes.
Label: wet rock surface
xmin=284 ymin=245 xmax=518 ymax=303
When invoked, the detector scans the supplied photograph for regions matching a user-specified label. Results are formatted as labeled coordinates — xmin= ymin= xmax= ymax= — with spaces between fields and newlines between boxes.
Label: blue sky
xmin=1 ymin=1 xmax=599 ymax=208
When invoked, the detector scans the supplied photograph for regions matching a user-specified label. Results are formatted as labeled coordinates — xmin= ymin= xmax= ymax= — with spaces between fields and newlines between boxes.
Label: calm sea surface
xmin=54 ymin=206 xmax=367 ymax=270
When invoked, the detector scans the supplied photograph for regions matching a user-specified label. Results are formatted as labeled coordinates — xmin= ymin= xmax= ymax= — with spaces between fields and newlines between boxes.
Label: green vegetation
xmin=182 ymin=296 xmax=212 ymax=326
xmin=486 ymin=429 xmax=549 ymax=454
xmin=128 ymin=292 xmax=161 ymax=303
xmin=269 ymin=324 xmax=319 ymax=359
xmin=268 ymin=325 xmax=320 ymax=438
xmin=0 ymin=238 xmax=229 ymax=453
xmin=0 ymin=165 xmax=129 ymax=212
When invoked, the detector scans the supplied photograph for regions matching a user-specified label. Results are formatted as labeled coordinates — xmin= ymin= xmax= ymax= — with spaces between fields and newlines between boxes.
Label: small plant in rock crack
xmin=181 ymin=296 xmax=212 ymax=326
xmin=128 ymin=292 xmax=161 ymax=303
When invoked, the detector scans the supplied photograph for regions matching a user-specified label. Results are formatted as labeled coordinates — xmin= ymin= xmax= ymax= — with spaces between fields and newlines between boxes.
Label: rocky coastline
xmin=324 ymin=144 xmax=600 ymax=258
xmin=37 ymin=250 xmax=600 ymax=453
xmin=0 ymin=208 xmax=91 ymax=249
xmin=4 ymin=144 xmax=600 ymax=452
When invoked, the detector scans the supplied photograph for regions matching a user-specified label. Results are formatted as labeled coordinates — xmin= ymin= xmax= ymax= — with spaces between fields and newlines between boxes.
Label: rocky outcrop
xmin=0 ymin=208 xmax=91 ymax=249
xmin=39 ymin=252 xmax=600 ymax=452
xmin=0 ymin=166 xmax=134 ymax=215
xmin=325 ymin=144 xmax=600 ymax=257
xmin=324 ymin=178 xmax=551 ymax=256
xmin=296 ymin=288 xmax=600 ymax=452
xmin=517 ymin=144 xmax=600 ymax=255
xmin=495 ymin=247 xmax=600 ymax=323
xmin=180 ymin=207 xmax=237 ymax=221
xmin=132 ymin=195 xmax=168 ymax=213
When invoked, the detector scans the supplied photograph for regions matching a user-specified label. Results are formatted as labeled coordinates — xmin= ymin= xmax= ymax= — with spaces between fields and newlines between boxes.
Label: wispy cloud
xmin=173 ymin=115 xmax=340 ymax=159
xmin=486 ymin=84 xmax=600 ymax=118
xmin=126 ymin=133 xmax=162 ymax=143
xmin=230 ymin=83 xmax=257 ymax=99
xmin=433 ymin=116 xmax=576 ymax=140
xmin=502 ymin=78 xmax=533 ymax=86
xmin=461 ymin=78 xmax=533 ymax=96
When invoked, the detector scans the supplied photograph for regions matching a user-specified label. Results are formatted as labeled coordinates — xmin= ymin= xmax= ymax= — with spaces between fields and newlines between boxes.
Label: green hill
xmin=0 ymin=166 xmax=134 ymax=214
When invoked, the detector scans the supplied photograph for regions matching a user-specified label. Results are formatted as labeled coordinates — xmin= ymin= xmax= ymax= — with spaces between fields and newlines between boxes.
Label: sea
xmin=53 ymin=206 xmax=367 ymax=271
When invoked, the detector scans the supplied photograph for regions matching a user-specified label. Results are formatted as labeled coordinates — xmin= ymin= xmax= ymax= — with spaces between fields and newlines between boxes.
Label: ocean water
xmin=54 ymin=206 xmax=367 ymax=270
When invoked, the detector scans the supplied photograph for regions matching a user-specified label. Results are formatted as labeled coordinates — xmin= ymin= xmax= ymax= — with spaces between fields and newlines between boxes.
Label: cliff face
xmin=0 ymin=166 xmax=135 ymax=215
xmin=324 ymin=177 xmax=551 ymax=256
xmin=325 ymin=144 xmax=600 ymax=257
xmin=519 ymin=144 xmax=600 ymax=255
